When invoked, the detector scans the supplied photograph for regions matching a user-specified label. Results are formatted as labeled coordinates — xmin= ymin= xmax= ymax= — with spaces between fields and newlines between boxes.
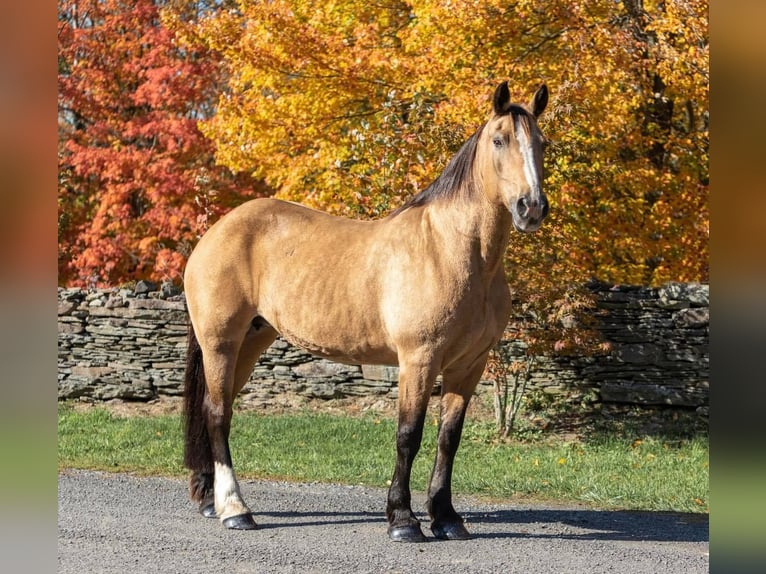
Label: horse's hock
xmin=57 ymin=280 xmax=709 ymax=411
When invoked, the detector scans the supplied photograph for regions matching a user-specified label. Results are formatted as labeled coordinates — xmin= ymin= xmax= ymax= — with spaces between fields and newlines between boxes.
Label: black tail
xmin=183 ymin=324 xmax=212 ymax=472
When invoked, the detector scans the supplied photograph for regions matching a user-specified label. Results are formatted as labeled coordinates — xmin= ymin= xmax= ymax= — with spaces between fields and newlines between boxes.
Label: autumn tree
xmin=58 ymin=0 xmax=267 ymax=287
xmin=169 ymin=1 xmax=707 ymax=435
xmin=180 ymin=0 xmax=707 ymax=288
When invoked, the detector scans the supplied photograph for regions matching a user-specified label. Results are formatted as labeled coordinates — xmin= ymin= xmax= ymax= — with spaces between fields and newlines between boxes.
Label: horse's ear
xmin=493 ymin=81 xmax=511 ymax=115
xmin=531 ymin=84 xmax=548 ymax=117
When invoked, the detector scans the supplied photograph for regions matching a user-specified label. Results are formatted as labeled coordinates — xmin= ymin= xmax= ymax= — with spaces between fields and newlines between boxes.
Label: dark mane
xmin=389 ymin=125 xmax=484 ymax=216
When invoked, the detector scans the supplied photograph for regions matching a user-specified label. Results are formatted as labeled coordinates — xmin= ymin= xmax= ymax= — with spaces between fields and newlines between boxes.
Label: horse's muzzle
xmin=512 ymin=193 xmax=549 ymax=233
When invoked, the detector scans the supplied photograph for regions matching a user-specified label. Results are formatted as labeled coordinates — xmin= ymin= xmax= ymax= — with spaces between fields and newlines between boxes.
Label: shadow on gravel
xmin=463 ymin=508 xmax=708 ymax=543
xmin=252 ymin=510 xmax=382 ymax=530
xmin=249 ymin=507 xmax=707 ymax=545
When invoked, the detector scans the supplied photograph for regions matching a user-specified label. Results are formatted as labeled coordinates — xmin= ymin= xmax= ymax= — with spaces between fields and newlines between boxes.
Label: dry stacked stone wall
xmin=58 ymin=281 xmax=709 ymax=410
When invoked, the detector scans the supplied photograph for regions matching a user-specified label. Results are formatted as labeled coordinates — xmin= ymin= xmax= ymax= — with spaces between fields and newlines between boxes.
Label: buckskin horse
xmin=183 ymin=81 xmax=549 ymax=542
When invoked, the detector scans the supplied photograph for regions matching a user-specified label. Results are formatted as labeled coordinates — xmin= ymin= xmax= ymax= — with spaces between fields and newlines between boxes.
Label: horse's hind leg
xmin=386 ymin=357 xmax=438 ymax=543
xmin=205 ymin=321 xmax=278 ymax=530
xmin=194 ymin=338 xmax=256 ymax=530
xmin=232 ymin=318 xmax=277 ymax=397
xmin=426 ymin=357 xmax=488 ymax=540
xmin=187 ymin=320 xmax=277 ymax=522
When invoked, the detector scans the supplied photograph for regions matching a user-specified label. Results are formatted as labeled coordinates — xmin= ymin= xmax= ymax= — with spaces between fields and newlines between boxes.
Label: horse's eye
xmin=492 ymin=137 xmax=504 ymax=148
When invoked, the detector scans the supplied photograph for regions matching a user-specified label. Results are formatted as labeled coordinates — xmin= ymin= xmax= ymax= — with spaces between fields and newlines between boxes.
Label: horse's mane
xmin=388 ymin=124 xmax=484 ymax=216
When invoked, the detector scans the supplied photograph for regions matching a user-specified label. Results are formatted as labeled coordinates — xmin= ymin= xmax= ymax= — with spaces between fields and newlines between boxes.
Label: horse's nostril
xmin=517 ymin=195 xmax=548 ymax=220
xmin=516 ymin=196 xmax=529 ymax=217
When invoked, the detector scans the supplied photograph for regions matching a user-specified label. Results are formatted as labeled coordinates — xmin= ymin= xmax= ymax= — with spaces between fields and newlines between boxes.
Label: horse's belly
xmin=277 ymin=324 xmax=398 ymax=366
xmin=263 ymin=290 xmax=398 ymax=366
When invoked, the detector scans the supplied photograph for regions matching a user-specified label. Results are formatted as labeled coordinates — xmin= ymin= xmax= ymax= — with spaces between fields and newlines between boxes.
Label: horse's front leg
xmin=427 ymin=360 xmax=487 ymax=540
xmin=386 ymin=360 xmax=437 ymax=542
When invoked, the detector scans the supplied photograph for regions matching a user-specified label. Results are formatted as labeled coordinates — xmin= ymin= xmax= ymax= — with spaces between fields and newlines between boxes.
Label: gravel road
xmin=58 ymin=469 xmax=708 ymax=573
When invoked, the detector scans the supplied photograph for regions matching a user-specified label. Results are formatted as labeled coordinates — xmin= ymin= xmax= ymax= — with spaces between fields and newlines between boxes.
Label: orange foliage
xmin=185 ymin=0 xmax=708 ymax=287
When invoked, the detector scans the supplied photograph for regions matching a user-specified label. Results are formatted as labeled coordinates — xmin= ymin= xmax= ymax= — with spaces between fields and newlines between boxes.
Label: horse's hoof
xmin=431 ymin=521 xmax=471 ymax=540
xmin=388 ymin=523 xmax=428 ymax=543
xmin=222 ymin=513 xmax=258 ymax=530
xmin=199 ymin=502 xmax=217 ymax=518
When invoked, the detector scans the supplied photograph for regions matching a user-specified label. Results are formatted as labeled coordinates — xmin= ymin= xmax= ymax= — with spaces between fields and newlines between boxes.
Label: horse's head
xmin=477 ymin=81 xmax=549 ymax=233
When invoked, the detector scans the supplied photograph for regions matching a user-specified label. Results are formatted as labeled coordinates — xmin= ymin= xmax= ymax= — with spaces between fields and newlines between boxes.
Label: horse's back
xmin=187 ymin=198 xmax=372 ymax=278
xmin=185 ymin=198 xmax=398 ymax=363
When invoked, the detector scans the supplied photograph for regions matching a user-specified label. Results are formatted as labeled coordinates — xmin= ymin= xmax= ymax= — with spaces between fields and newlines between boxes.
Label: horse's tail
xmin=183 ymin=324 xmax=212 ymax=472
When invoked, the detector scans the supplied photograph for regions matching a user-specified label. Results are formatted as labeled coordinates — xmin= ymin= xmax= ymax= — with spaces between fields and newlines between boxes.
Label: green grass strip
xmin=58 ymin=403 xmax=708 ymax=513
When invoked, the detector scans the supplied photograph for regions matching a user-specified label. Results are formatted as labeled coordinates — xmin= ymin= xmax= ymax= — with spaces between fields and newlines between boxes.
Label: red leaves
xmin=58 ymin=0 xmax=268 ymax=287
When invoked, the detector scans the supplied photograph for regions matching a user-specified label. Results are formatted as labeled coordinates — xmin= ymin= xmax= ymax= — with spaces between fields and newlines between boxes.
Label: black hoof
xmin=388 ymin=523 xmax=427 ymax=543
xmin=431 ymin=521 xmax=471 ymax=540
xmin=199 ymin=502 xmax=217 ymax=518
xmin=222 ymin=513 xmax=258 ymax=530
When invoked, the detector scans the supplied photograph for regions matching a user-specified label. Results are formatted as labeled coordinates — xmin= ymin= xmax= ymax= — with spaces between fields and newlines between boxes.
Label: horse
xmin=182 ymin=80 xmax=549 ymax=542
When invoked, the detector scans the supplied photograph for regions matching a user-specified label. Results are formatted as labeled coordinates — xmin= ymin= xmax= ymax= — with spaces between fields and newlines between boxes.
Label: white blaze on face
xmin=514 ymin=116 xmax=541 ymax=201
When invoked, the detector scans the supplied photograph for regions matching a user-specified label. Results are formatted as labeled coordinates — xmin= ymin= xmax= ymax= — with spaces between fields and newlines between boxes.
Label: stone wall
xmin=58 ymin=281 xmax=708 ymax=409
xmin=494 ymin=282 xmax=709 ymax=409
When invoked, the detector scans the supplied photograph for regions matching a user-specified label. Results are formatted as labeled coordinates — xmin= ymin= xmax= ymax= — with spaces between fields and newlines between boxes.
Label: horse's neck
xmin=425 ymin=196 xmax=512 ymax=280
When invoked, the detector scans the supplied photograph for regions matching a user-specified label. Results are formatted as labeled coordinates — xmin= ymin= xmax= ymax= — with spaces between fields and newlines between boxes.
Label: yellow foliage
xmin=171 ymin=0 xmax=708 ymax=286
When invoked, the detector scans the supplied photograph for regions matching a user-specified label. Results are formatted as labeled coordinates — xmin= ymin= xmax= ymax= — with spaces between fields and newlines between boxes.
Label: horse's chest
xmin=451 ymin=281 xmax=511 ymax=346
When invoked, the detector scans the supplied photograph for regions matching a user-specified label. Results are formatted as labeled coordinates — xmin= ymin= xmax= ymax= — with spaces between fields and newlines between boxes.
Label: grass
xmin=57 ymin=402 xmax=708 ymax=513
